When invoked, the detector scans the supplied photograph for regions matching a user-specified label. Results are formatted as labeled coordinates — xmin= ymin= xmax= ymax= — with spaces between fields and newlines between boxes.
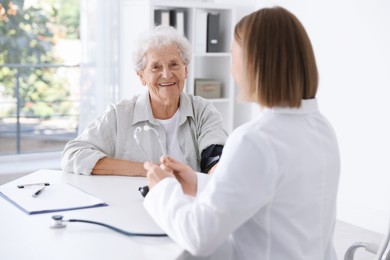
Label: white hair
xmin=132 ymin=25 xmax=192 ymax=73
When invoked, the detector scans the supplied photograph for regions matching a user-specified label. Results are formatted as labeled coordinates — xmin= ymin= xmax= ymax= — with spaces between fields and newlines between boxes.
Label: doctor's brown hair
xmin=234 ymin=6 xmax=318 ymax=108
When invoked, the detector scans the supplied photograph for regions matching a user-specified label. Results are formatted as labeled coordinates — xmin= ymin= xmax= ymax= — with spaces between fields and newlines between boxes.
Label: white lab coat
xmin=144 ymin=99 xmax=340 ymax=260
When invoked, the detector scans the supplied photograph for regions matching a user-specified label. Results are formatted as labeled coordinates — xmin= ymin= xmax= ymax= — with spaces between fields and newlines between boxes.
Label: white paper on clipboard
xmin=0 ymin=182 xmax=107 ymax=215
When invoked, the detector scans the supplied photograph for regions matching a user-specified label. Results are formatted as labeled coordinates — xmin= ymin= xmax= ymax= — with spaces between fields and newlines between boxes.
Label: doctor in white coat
xmin=143 ymin=6 xmax=340 ymax=260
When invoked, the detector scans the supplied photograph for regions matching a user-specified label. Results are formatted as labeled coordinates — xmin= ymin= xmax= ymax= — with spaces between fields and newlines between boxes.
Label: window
xmin=0 ymin=0 xmax=80 ymax=155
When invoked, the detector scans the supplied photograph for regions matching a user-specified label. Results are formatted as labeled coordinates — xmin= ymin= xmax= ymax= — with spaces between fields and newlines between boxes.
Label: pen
xmin=17 ymin=182 xmax=50 ymax=188
xmin=32 ymin=186 xmax=46 ymax=198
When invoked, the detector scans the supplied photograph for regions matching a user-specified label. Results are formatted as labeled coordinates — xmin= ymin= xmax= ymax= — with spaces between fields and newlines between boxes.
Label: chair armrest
xmin=344 ymin=242 xmax=379 ymax=260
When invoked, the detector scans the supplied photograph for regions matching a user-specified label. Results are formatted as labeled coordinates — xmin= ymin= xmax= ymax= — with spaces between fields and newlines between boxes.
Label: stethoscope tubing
xmin=134 ymin=125 xmax=167 ymax=159
xmin=67 ymin=218 xmax=167 ymax=237
xmin=134 ymin=125 xmax=166 ymax=197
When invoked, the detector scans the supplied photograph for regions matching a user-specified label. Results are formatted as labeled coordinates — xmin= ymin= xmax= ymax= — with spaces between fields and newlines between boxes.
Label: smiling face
xmin=137 ymin=44 xmax=188 ymax=106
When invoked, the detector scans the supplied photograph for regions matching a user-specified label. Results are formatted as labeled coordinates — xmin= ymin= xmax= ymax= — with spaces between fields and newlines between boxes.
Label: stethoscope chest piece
xmin=138 ymin=186 xmax=149 ymax=197
xmin=50 ymin=215 xmax=67 ymax=229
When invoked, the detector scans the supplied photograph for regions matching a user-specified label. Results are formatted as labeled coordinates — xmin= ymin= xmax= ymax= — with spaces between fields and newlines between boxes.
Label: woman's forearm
xmin=92 ymin=157 xmax=146 ymax=176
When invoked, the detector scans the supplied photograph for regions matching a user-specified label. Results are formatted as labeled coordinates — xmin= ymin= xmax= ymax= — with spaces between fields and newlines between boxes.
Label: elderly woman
xmin=61 ymin=26 xmax=227 ymax=176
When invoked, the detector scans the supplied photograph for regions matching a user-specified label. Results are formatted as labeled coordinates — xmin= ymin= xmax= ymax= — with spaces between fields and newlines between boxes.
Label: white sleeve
xmin=196 ymin=171 xmax=210 ymax=192
xmin=143 ymin=129 xmax=279 ymax=257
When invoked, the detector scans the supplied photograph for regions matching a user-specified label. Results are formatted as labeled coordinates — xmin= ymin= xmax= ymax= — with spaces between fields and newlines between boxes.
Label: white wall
xmin=246 ymin=0 xmax=390 ymax=234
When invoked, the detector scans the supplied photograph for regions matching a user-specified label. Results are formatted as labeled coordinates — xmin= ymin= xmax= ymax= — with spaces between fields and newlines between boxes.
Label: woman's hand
xmin=143 ymin=156 xmax=198 ymax=196
xmin=143 ymin=161 xmax=175 ymax=189
xmin=160 ymin=156 xmax=198 ymax=196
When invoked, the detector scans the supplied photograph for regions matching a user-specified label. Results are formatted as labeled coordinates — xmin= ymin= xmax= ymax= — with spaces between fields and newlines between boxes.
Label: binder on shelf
xmin=195 ymin=10 xmax=208 ymax=53
xmin=170 ymin=9 xmax=185 ymax=36
xmin=154 ymin=9 xmax=170 ymax=26
xmin=207 ymin=12 xmax=220 ymax=52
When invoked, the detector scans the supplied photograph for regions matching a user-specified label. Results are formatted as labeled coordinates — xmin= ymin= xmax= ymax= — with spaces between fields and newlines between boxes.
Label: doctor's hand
xmin=144 ymin=161 xmax=175 ymax=190
xmin=160 ymin=156 xmax=198 ymax=197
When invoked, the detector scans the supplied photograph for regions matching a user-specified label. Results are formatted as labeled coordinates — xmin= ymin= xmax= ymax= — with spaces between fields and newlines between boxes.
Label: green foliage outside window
xmin=0 ymin=0 xmax=79 ymax=119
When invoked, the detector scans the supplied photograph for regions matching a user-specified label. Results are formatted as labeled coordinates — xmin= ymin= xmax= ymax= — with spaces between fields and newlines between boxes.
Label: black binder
xmin=206 ymin=12 xmax=220 ymax=52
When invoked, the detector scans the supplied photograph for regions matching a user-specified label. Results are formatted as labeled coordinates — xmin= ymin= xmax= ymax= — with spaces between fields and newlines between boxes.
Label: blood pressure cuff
xmin=200 ymin=144 xmax=224 ymax=173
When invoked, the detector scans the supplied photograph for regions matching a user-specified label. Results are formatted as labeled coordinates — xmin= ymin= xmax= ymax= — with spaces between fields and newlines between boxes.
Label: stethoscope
xmin=134 ymin=125 xmax=166 ymax=160
xmin=50 ymin=215 xmax=167 ymax=237
xmin=134 ymin=125 xmax=166 ymax=197
xmin=48 ymin=125 xmax=168 ymax=237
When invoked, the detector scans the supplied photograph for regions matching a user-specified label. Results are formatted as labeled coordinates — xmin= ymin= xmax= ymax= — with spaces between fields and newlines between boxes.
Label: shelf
xmin=194 ymin=53 xmax=231 ymax=57
xmin=152 ymin=1 xmax=234 ymax=10
xmin=203 ymin=98 xmax=229 ymax=103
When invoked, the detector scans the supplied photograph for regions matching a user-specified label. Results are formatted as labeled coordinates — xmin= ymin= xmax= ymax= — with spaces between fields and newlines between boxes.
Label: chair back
xmin=375 ymin=221 xmax=390 ymax=260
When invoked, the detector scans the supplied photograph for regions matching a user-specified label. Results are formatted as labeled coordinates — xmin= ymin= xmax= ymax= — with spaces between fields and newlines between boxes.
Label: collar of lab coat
xmin=263 ymin=98 xmax=319 ymax=115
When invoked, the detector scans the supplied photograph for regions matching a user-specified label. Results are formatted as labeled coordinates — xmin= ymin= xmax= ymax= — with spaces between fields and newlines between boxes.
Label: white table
xmin=0 ymin=170 xmax=185 ymax=260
